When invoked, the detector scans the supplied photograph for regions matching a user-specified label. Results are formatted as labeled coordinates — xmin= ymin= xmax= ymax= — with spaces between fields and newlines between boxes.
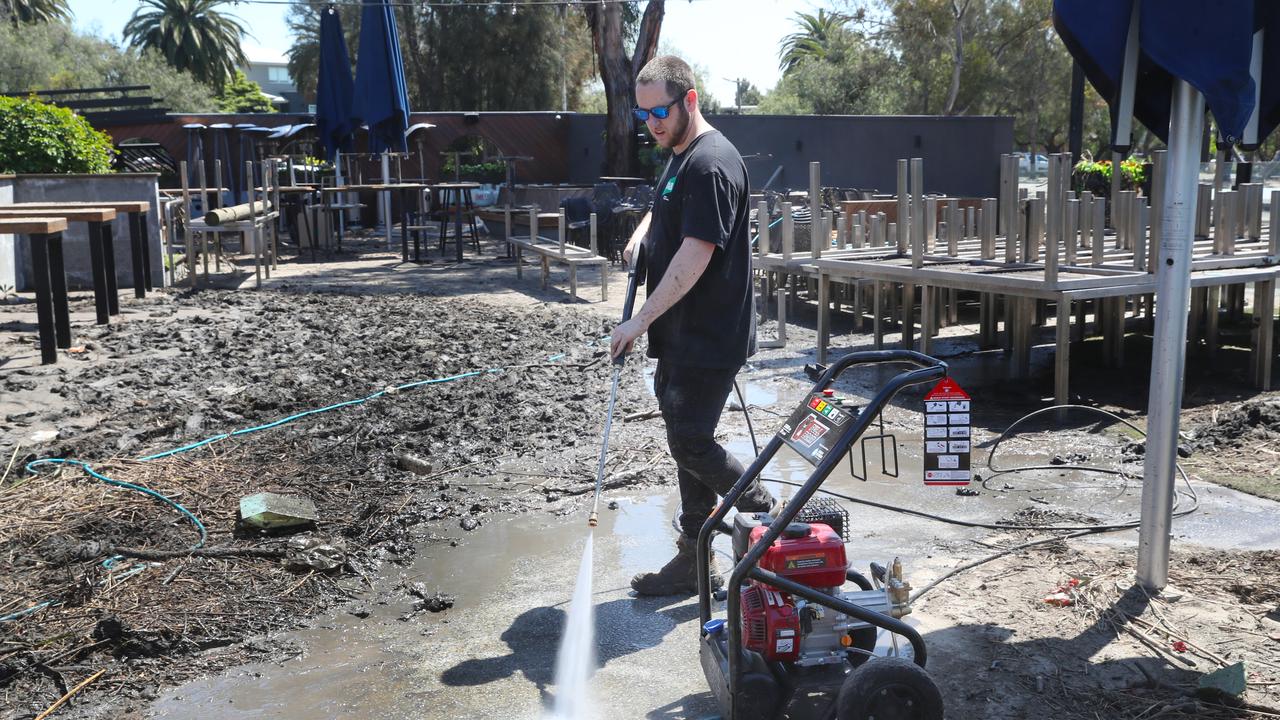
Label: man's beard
xmin=657 ymin=106 xmax=691 ymax=149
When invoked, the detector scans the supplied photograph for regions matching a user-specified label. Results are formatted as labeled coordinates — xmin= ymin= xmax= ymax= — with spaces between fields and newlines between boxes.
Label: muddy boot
xmin=630 ymin=535 xmax=723 ymax=596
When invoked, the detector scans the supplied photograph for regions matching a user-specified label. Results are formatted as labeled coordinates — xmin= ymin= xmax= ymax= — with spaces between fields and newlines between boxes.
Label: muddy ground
xmin=1 ymin=235 xmax=1278 ymax=719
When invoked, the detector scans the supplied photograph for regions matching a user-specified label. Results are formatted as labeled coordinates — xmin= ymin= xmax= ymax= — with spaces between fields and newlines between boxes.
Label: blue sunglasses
xmin=633 ymin=92 xmax=688 ymax=122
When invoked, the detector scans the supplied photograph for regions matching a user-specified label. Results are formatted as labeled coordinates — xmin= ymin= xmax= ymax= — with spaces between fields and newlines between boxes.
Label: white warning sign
xmin=923 ymin=378 xmax=971 ymax=486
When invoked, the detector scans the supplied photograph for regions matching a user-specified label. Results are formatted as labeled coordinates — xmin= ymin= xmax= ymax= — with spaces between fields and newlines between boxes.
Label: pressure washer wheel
xmin=836 ymin=657 xmax=944 ymax=720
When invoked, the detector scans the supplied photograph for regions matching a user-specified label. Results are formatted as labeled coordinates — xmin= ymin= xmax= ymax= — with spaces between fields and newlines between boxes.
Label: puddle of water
xmin=639 ymin=365 xmax=779 ymax=409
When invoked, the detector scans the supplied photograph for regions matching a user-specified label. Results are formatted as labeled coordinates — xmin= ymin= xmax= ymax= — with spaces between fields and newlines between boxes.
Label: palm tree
xmin=1 ymin=0 xmax=71 ymax=27
xmin=778 ymin=9 xmax=849 ymax=73
xmin=123 ymin=0 xmax=249 ymax=87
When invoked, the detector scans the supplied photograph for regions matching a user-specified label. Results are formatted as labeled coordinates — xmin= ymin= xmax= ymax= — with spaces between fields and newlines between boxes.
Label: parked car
xmin=1017 ymin=152 xmax=1049 ymax=174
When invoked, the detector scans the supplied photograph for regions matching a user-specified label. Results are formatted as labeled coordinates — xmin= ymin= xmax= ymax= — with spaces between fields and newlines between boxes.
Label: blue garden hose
xmin=5 ymin=351 xmax=583 ymax=622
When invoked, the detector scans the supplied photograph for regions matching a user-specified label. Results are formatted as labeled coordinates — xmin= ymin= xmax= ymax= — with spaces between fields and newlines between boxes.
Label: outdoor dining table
xmin=0 ymin=217 xmax=69 ymax=365
xmin=434 ymin=182 xmax=481 ymax=263
xmin=0 ymin=206 xmax=122 ymax=327
xmin=7 ymin=200 xmax=154 ymax=301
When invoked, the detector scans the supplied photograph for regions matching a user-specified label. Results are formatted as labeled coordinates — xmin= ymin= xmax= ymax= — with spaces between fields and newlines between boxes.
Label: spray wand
xmin=589 ymin=245 xmax=646 ymax=527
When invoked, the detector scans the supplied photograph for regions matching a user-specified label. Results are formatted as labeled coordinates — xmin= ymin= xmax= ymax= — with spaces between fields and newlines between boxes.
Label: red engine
xmin=750 ymin=521 xmax=848 ymax=588
xmin=740 ymin=522 xmax=849 ymax=661
xmin=741 ymin=584 xmax=801 ymax=661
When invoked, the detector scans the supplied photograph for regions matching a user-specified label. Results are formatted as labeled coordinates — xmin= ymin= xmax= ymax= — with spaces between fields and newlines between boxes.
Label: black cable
xmin=732 ymin=379 xmax=759 ymax=457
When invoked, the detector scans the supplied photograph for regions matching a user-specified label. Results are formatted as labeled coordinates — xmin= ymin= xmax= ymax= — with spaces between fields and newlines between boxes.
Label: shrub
xmin=0 ymin=95 xmax=115 ymax=174
xmin=1073 ymin=156 xmax=1145 ymax=195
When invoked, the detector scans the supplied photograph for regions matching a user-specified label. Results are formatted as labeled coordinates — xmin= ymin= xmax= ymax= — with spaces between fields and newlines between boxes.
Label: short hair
xmin=636 ymin=55 xmax=696 ymax=101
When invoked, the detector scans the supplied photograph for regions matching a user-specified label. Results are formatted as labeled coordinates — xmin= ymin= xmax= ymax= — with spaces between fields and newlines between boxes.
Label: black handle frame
xmin=696 ymin=350 xmax=947 ymax=718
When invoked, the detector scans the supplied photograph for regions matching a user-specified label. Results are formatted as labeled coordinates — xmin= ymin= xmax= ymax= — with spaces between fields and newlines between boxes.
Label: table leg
xmin=400 ymin=188 xmax=410 ymax=263
xmin=28 ymin=233 xmax=57 ymax=364
xmin=88 ymin=221 xmax=110 ymax=324
xmin=454 ymin=189 xmax=465 ymax=263
xmin=47 ymin=233 xmax=72 ymax=349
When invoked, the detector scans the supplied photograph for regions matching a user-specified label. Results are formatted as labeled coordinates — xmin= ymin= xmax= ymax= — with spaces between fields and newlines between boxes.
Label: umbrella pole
xmin=382 ymin=151 xmax=393 ymax=249
xmin=335 ymin=157 xmax=347 ymax=245
xmin=1137 ymin=79 xmax=1205 ymax=591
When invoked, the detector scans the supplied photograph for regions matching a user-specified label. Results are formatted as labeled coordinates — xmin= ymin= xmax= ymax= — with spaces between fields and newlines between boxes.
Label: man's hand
xmin=623 ymin=237 xmax=642 ymax=265
xmin=610 ymin=317 xmax=647 ymax=361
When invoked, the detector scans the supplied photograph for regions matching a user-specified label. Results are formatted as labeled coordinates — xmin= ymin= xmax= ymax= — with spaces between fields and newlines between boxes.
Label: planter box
xmin=0 ymin=173 xmax=164 ymax=292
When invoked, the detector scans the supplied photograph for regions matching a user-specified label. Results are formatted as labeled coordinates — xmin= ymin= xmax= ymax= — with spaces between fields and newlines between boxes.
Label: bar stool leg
xmin=88 ymin=221 xmax=110 ymax=324
xmin=129 ymin=210 xmax=146 ymax=299
xmin=101 ymin=224 xmax=121 ymax=315
xmin=136 ymin=212 xmax=154 ymax=292
xmin=466 ymin=189 xmax=480 ymax=253
xmin=454 ymin=188 xmax=465 ymax=263
xmin=28 ymin=233 xmax=58 ymax=365
xmin=47 ymin=233 xmax=72 ymax=349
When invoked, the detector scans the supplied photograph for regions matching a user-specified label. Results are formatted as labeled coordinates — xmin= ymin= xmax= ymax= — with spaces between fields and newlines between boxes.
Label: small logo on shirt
xmin=662 ymin=177 xmax=676 ymax=198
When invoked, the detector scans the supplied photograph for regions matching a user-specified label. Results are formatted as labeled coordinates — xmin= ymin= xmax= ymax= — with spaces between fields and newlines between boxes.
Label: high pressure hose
xmin=734 ymin=397 xmax=1200 ymax=601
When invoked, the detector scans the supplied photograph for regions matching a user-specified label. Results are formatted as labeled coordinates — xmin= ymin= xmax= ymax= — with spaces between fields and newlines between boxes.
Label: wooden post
xmin=758 ymin=200 xmax=771 ymax=254
xmin=589 ymin=212 xmax=598 ymax=256
xmin=1003 ymin=157 xmax=1018 ymax=263
xmin=911 ymin=157 xmax=925 ymax=265
xmin=873 ymin=280 xmax=883 ymax=350
xmin=925 ymin=196 xmax=938 ymax=253
xmin=810 ymin=161 xmax=822 ymax=260
xmin=1028 ymin=197 xmax=1044 ymax=264
xmin=782 ymin=202 xmax=794 ymax=260
xmin=981 ymin=198 xmax=996 ymax=259
xmin=1055 ymin=297 xmax=1071 ymax=405
xmin=919 ymin=284 xmax=933 ymax=354
xmin=896 ymin=159 xmax=910 ymax=254
xmin=1092 ymin=198 xmax=1106 ymax=266
xmin=558 ymin=208 xmax=566 ymax=255
xmin=1196 ymin=183 xmax=1213 ymax=238
xmin=1254 ymin=279 xmax=1274 ymax=390
xmin=901 ymin=282 xmax=914 ymax=350
xmin=817 ymin=271 xmax=830 ymax=363
xmin=1065 ymin=198 xmax=1080 ymax=266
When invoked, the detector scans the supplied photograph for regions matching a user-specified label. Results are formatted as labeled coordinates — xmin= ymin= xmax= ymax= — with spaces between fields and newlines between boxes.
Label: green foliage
xmin=760 ymin=0 xmax=1114 ymax=157
xmin=216 ymin=70 xmax=278 ymax=113
xmin=0 ymin=0 xmax=69 ymax=26
xmin=778 ymin=9 xmax=851 ymax=73
xmin=285 ymin=0 xmax=598 ymax=112
xmin=0 ymin=95 xmax=116 ymax=174
xmin=124 ymin=0 xmax=249 ymax=87
xmin=1073 ymin=156 xmax=1145 ymax=193
xmin=761 ymin=31 xmax=897 ymax=115
xmin=0 ymin=22 xmax=218 ymax=113
xmin=442 ymin=160 xmax=505 ymax=184
xmin=733 ymin=79 xmax=763 ymax=109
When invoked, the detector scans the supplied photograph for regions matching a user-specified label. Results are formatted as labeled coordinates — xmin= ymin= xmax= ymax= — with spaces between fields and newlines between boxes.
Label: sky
xmin=67 ymin=0 xmax=811 ymax=106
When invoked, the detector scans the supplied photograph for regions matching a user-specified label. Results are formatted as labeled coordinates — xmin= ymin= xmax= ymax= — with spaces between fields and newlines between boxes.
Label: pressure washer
xmin=697 ymin=350 xmax=950 ymax=720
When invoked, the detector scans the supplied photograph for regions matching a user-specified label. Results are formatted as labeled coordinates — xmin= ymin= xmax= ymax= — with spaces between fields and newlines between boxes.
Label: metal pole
xmin=1137 ymin=79 xmax=1205 ymax=591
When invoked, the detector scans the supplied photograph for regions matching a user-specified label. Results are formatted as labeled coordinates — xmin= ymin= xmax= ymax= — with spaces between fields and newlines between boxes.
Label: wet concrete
xmin=147 ymin=362 xmax=1280 ymax=720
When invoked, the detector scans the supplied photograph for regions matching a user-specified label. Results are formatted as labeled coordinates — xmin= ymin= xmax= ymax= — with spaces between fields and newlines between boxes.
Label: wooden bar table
xmin=0 ymin=217 xmax=70 ymax=364
xmin=9 ymin=201 xmax=153 ymax=298
xmin=0 ymin=206 xmax=119 ymax=325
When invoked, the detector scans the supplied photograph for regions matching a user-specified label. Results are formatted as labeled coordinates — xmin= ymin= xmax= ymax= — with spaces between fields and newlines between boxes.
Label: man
xmin=610 ymin=56 xmax=777 ymax=596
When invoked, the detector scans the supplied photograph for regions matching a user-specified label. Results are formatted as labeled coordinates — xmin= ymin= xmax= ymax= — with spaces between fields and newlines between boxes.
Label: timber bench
xmin=0 ymin=206 xmax=121 ymax=327
xmin=0 ymin=216 xmax=70 ymax=364
xmin=508 ymin=208 xmax=608 ymax=301
xmin=8 ymin=200 xmax=154 ymax=300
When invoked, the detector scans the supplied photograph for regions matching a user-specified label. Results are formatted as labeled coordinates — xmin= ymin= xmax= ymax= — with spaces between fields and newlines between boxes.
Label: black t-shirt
xmin=643 ymin=130 xmax=756 ymax=369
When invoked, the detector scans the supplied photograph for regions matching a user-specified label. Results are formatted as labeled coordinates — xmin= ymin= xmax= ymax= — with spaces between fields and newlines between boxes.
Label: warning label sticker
xmin=791 ymin=415 xmax=828 ymax=447
xmin=923 ymin=378 xmax=972 ymax=486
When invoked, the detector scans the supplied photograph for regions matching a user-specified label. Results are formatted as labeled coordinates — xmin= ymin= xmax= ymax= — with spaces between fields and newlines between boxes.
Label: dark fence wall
xmin=104 ymin=112 xmax=1012 ymax=197
xmin=568 ymin=114 xmax=1014 ymax=199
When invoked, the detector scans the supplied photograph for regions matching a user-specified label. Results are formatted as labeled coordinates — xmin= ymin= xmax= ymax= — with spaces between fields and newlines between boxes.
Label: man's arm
xmin=609 ymin=236 xmax=715 ymax=359
xmin=623 ymin=211 xmax=651 ymax=264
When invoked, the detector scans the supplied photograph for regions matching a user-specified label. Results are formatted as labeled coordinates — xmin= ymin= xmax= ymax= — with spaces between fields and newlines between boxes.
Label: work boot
xmin=631 ymin=535 xmax=724 ymax=596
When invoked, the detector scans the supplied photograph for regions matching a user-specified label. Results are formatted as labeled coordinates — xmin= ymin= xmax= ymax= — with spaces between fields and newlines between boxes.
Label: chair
xmin=560 ymin=196 xmax=594 ymax=249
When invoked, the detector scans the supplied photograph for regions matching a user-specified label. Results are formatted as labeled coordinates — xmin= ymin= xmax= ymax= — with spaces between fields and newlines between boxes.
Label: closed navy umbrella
xmin=1052 ymin=0 xmax=1280 ymax=591
xmin=352 ymin=0 xmax=409 ymax=154
xmin=316 ymin=5 xmax=356 ymax=163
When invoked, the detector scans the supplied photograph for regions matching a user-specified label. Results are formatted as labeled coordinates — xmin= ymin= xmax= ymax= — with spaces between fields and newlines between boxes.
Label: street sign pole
xmin=1137 ymin=79 xmax=1205 ymax=591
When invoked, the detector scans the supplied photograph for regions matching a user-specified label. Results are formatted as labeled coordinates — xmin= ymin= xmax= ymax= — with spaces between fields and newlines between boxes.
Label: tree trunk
xmin=943 ymin=0 xmax=969 ymax=116
xmin=584 ymin=0 xmax=664 ymax=177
